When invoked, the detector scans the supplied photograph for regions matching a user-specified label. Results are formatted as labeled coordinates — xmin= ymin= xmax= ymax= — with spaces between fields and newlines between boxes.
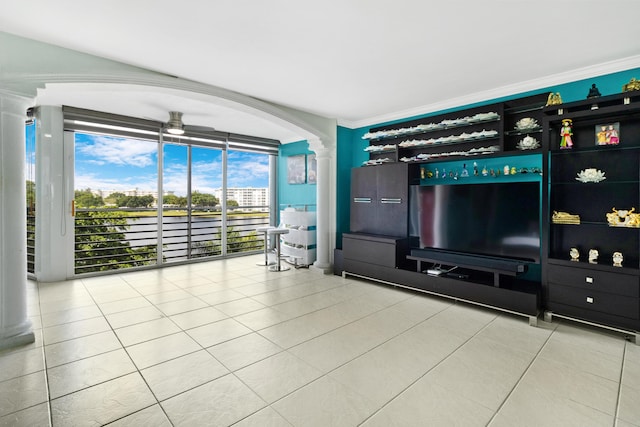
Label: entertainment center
xmin=342 ymin=90 xmax=640 ymax=342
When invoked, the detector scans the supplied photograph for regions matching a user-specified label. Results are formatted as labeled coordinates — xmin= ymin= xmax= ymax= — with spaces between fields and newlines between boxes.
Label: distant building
xmin=213 ymin=187 xmax=269 ymax=211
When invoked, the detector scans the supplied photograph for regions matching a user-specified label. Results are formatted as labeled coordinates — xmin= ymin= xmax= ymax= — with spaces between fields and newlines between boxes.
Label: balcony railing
xmin=74 ymin=207 xmax=269 ymax=275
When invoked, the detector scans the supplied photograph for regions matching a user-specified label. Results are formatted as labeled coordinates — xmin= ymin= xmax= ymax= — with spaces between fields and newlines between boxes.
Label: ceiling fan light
xmin=166 ymin=111 xmax=185 ymax=135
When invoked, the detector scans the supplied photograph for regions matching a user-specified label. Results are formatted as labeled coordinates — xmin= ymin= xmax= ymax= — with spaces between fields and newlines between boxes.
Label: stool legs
xmin=256 ymin=230 xmax=273 ymax=266
xmin=268 ymin=234 xmax=290 ymax=272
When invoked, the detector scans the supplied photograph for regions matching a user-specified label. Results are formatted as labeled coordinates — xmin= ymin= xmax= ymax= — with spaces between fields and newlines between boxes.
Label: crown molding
xmin=339 ymin=55 xmax=640 ymax=130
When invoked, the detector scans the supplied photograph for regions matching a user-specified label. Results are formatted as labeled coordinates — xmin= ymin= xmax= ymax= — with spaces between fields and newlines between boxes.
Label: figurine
xmin=510 ymin=167 xmax=517 ymax=175
xmin=546 ymin=92 xmax=563 ymax=106
xmin=588 ymin=249 xmax=599 ymax=264
xmin=560 ymin=119 xmax=573 ymax=149
xmin=570 ymin=247 xmax=580 ymax=262
xmin=482 ymin=165 xmax=488 ymax=176
xmin=503 ymin=165 xmax=509 ymax=175
xmin=473 ymin=162 xmax=479 ymax=176
xmin=597 ymin=125 xmax=607 ymax=145
xmin=613 ymin=252 xmax=623 ymax=267
xmin=587 ymin=83 xmax=601 ymax=99
xmin=622 ymin=77 xmax=640 ymax=92
xmin=461 ymin=163 xmax=469 ymax=177
xmin=607 ymin=207 xmax=640 ymax=228
xmin=606 ymin=124 xmax=619 ymax=145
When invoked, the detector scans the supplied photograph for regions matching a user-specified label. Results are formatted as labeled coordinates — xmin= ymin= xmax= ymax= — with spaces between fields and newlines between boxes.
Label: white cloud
xmin=77 ymin=135 xmax=157 ymax=167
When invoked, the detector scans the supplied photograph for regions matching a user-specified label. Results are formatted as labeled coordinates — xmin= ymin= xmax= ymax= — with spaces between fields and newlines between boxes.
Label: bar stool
xmin=267 ymin=228 xmax=290 ymax=272
xmin=255 ymin=226 xmax=275 ymax=266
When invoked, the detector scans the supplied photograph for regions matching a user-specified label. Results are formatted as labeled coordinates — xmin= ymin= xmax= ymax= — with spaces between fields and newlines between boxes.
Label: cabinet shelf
xmin=551 ymin=180 xmax=640 ymax=185
xmin=363 ymin=115 xmax=500 ymax=142
xmin=551 ymin=221 xmax=640 ymax=228
xmin=504 ymin=127 xmax=543 ymax=137
xmin=551 ymin=144 xmax=640 ymax=155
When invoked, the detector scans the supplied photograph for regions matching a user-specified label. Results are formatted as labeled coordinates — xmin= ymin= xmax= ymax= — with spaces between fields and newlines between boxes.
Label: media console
xmin=342 ymin=233 xmax=540 ymax=325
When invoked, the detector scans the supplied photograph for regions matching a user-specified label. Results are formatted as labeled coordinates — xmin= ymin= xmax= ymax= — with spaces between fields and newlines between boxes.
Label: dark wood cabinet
xmin=350 ymin=162 xmax=409 ymax=237
xmin=544 ymin=93 xmax=640 ymax=336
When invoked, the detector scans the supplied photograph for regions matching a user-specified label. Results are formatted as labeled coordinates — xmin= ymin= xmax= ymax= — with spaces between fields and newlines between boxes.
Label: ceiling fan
xmin=164 ymin=111 xmax=218 ymax=135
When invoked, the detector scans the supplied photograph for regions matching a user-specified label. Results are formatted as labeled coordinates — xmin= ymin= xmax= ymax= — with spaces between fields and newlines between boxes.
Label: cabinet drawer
xmin=548 ymin=264 xmax=639 ymax=297
xmin=343 ymin=234 xmax=405 ymax=269
xmin=547 ymin=284 xmax=639 ymax=320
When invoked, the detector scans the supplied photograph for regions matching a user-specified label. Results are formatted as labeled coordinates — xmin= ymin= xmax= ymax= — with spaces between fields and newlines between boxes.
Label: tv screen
xmin=409 ymin=181 xmax=541 ymax=262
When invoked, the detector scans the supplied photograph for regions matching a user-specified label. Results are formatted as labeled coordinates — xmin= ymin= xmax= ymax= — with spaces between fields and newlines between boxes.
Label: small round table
xmin=267 ymin=228 xmax=290 ymax=272
xmin=256 ymin=226 xmax=275 ymax=266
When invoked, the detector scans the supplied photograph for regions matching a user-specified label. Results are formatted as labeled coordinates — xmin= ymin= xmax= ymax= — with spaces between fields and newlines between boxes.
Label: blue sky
xmin=74 ymin=133 xmax=269 ymax=195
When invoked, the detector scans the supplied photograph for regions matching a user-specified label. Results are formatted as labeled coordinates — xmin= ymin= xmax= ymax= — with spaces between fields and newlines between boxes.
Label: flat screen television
xmin=409 ymin=181 xmax=541 ymax=263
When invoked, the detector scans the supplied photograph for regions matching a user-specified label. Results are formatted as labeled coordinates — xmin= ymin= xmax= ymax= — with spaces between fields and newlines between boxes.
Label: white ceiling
xmin=2 ymin=0 xmax=640 ymax=142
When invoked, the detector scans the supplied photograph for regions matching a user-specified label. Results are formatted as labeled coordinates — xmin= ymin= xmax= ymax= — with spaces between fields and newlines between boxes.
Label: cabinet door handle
xmin=380 ymin=198 xmax=402 ymax=204
xmin=353 ymin=198 xmax=372 ymax=203
xmin=585 ymin=276 xmax=593 ymax=284
xmin=586 ymin=296 xmax=594 ymax=304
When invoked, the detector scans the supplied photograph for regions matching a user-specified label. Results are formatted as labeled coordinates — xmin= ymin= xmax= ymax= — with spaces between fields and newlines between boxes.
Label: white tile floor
xmin=1 ymin=254 xmax=639 ymax=426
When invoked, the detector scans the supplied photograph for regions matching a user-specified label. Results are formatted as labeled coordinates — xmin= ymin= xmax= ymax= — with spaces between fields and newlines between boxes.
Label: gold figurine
xmin=552 ymin=211 xmax=581 ymax=225
xmin=546 ymin=92 xmax=563 ymax=106
xmin=606 ymin=207 xmax=640 ymax=227
xmin=622 ymin=77 xmax=640 ymax=92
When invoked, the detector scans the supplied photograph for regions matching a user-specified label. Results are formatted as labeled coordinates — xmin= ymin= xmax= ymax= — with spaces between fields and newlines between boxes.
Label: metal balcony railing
xmin=74 ymin=207 xmax=269 ymax=274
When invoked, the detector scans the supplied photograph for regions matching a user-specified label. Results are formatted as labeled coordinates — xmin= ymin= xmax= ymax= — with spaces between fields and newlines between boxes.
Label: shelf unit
xmin=361 ymin=94 xmax=549 ymax=166
xmin=544 ymin=92 xmax=640 ymax=338
xmin=279 ymin=208 xmax=316 ymax=266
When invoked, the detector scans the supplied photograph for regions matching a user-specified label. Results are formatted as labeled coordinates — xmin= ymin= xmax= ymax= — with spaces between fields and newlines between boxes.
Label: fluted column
xmin=308 ymin=140 xmax=332 ymax=273
xmin=0 ymin=92 xmax=35 ymax=350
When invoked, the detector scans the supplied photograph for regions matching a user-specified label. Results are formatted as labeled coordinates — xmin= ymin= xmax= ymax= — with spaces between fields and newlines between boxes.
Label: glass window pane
xmin=162 ymin=143 xmax=189 ymax=263
xmin=26 ymin=120 xmax=36 ymax=274
xmin=226 ymin=150 xmax=270 ymax=254
xmin=189 ymin=146 xmax=223 ymax=258
xmin=74 ymin=133 xmax=159 ymax=273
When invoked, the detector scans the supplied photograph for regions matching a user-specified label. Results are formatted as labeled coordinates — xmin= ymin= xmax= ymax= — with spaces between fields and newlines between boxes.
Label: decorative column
xmin=308 ymin=140 xmax=332 ymax=273
xmin=0 ymin=92 xmax=35 ymax=350
xmin=34 ymin=106 xmax=74 ymax=281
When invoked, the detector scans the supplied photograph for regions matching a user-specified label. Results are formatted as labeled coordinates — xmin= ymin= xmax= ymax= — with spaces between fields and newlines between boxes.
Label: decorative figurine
xmin=461 ymin=163 xmax=469 ymax=177
xmin=552 ymin=211 xmax=581 ymax=225
xmin=510 ymin=167 xmax=517 ymax=175
xmin=606 ymin=124 xmax=619 ymax=145
xmin=589 ymin=249 xmax=599 ymax=264
xmin=596 ymin=125 xmax=608 ymax=145
xmin=435 ymin=168 xmax=439 ymax=178
xmin=606 ymin=207 xmax=640 ymax=227
xmin=503 ymin=165 xmax=510 ymax=175
xmin=613 ymin=252 xmax=623 ymax=267
xmin=482 ymin=165 xmax=488 ymax=176
xmin=560 ymin=119 xmax=573 ymax=149
xmin=570 ymin=247 xmax=580 ymax=262
xmin=420 ymin=167 xmax=425 ymax=180
xmin=546 ymin=92 xmax=563 ymax=106
xmin=473 ymin=162 xmax=479 ymax=176
xmin=622 ymin=77 xmax=640 ymax=92
xmin=587 ymin=83 xmax=601 ymax=99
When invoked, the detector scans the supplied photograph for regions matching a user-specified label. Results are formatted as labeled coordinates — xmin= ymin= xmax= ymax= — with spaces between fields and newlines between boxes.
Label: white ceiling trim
xmin=341 ymin=55 xmax=640 ymax=130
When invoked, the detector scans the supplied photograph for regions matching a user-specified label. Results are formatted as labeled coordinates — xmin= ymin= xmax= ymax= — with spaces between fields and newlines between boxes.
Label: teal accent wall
xmin=335 ymin=67 xmax=640 ymax=249
xmin=278 ymin=140 xmax=316 ymax=213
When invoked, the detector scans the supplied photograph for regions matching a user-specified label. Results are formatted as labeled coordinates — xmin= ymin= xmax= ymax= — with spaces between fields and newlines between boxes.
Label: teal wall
xmin=335 ymin=67 xmax=640 ymax=248
xmin=278 ymin=140 xmax=316 ymax=213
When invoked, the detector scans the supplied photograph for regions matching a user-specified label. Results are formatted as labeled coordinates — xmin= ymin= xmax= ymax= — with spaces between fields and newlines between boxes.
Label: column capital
xmin=307 ymin=138 xmax=332 ymax=158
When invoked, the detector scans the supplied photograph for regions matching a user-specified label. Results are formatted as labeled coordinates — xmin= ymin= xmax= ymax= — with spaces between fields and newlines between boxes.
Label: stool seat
xmin=267 ymin=228 xmax=290 ymax=272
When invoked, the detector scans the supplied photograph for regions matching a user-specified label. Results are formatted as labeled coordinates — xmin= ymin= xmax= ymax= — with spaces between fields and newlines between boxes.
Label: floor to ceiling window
xmin=61 ymin=107 xmax=277 ymax=276
xmin=74 ymin=132 xmax=160 ymax=274
xmin=25 ymin=118 xmax=36 ymax=275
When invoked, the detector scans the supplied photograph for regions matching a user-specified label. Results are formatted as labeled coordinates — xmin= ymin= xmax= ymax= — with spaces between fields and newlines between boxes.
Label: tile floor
xmin=1 ymin=254 xmax=639 ymax=426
